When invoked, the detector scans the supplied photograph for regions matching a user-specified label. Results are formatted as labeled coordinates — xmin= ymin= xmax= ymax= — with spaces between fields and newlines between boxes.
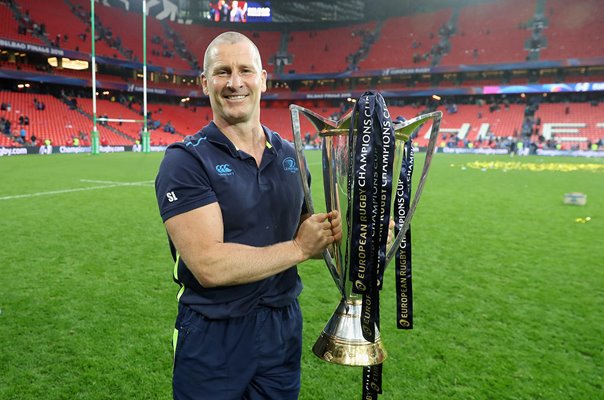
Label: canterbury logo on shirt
xmin=215 ymin=164 xmax=234 ymax=176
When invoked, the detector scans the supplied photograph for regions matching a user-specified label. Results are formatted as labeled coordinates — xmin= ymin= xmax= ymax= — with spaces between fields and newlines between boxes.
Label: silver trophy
xmin=290 ymin=99 xmax=442 ymax=366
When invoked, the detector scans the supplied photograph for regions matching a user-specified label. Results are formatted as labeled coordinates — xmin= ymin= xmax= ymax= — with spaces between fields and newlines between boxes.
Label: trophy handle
xmin=290 ymin=105 xmax=346 ymax=297
xmin=385 ymin=111 xmax=443 ymax=264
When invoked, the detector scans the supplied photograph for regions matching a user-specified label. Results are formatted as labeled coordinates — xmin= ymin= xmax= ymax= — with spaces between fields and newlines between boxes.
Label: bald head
xmin=203 ymin=32 xmax=262 ymax=75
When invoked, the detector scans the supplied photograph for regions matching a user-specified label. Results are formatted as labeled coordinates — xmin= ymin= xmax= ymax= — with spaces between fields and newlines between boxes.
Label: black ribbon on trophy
xmin=345 ymin=92 xmax=415 ymax=399
xmin=396 ymin=138 xmax=414 ymax=330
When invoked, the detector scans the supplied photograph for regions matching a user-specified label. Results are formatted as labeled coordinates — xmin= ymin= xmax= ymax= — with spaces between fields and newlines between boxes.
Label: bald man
xmin=155 ymin=32 xmax=341 ymax=399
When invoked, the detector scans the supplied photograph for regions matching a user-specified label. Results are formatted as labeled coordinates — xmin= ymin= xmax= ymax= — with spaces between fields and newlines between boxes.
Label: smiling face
xmin=201 ymin=34 xmax=267 ymax=127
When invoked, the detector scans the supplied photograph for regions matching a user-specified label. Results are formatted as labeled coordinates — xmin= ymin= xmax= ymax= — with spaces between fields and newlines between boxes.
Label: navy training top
xmin=155 ymin=121 xmax=307 ymax=319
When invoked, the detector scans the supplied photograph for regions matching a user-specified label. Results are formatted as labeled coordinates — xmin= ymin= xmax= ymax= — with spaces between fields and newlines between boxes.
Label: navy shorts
xmin=172 ymin=301 xmax=302 ymax=400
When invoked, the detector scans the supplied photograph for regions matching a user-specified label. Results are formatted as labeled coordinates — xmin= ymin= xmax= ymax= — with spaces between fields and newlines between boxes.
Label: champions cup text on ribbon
xmin=396 ymin=139 xmax=414 ymax=330
xmin=345 ymin=92 xmax=415 ymax=399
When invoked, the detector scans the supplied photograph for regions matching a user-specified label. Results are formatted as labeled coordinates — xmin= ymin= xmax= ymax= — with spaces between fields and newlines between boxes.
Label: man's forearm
xmin=181 ymin=239 xmax=306 ymax=288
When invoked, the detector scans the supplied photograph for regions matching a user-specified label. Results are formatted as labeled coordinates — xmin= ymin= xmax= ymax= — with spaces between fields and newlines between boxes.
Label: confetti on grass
xmin=466 ymin=161 xmax=604 ymax=173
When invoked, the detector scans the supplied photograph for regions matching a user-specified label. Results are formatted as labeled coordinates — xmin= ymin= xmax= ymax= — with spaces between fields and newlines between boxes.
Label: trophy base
xmin=312 ymin=299 xmax=387 ymax=366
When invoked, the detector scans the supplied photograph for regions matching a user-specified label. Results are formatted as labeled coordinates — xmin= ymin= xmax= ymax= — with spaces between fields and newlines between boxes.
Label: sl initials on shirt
xmin=166 ymin=191 xmax=178 ymax=202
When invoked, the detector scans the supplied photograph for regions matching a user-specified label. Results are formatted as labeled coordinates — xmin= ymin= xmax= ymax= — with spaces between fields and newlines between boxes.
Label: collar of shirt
xmin=201 ymin=121 xmax=281 ymax=161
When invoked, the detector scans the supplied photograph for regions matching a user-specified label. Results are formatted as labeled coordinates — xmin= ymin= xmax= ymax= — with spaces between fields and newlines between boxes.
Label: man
xmin=155 ymin=32 xmax=341 ymax=399
xmin=229 ymin=0 xmax=246 ymax=22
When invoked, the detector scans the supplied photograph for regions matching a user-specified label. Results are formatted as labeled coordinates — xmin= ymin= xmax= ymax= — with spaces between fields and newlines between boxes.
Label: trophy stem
xmin=312 ymin=297 xmax=387 ymax=366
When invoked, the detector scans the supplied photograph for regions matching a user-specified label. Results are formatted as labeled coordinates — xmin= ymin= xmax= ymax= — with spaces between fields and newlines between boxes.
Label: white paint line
xmin=0 ymin=180 xmax=154 ymax=201
xmin=80 ymin=179 xmax=154 ymax=186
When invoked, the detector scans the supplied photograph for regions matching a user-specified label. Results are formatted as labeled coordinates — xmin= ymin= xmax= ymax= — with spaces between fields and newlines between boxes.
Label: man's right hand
xmin=293 ymin=212 xmax=337 ymax=259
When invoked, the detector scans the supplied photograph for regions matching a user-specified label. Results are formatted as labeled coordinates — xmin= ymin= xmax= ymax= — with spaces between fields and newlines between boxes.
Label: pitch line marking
xmin=80 ymin=179 xmax=154 ymax=186
xmin=0 ymin=180 xmax=154 ymax=201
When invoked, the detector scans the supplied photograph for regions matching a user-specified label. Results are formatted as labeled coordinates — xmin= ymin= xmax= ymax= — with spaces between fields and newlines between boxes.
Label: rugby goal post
xmin=89 ymin=0 xmax=150 ymax=154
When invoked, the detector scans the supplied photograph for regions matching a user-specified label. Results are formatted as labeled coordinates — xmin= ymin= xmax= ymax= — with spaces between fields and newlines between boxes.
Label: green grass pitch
xmin=0 ymin=151 xmax=603 ymax=399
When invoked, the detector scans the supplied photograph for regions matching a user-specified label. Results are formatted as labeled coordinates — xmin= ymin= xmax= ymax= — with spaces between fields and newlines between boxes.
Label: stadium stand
xmin=533 ymin=102 xmax=602 ymax=149
xmin=540 ymin=0 xmax=604 ymax=61
xmin=147 ymin=103 xmax=211 ymax=137
xmin=377 ymin=103 xmax=527 ymax=147
xmin=75 ymin=97 xmax=189 ymax=146
xmin=76 ymin=97 xmax=144 ymax=140
xmin=287 ymin=24 xmax=376 ymax=74
xmin=166 ymin=23 xmax=225 ymax=68
xmin=0 ymin=0 xmax=602 ymax=153
xmin=438 ymin=103 xmax=525 ymax=142
xmin=15 ymin=0 xmax=120 ymax=58
xmin=0 ymin=131 xmax=15 ymax=146
xmin=0 ymin=1 xmax=44 ymax=44
xmin=70 ymin=0 xmax=192 ymax=70
xmin=358 ymin=8 xmax=452 ymax=70
xmin=0 ymin=91 xmax=125 ymax=146
xmin=439 ymin=0 xmax=535 ymax=66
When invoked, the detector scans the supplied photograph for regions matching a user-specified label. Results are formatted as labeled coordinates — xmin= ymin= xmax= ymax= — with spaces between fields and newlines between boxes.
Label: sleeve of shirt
xmin=155 ymin=145 xmax=217 ymax=222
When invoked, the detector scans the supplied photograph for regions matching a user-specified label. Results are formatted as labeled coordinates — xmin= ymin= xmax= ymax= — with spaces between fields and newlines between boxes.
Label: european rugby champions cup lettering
xmin=290 ymin=92 xmax=442 ymax=400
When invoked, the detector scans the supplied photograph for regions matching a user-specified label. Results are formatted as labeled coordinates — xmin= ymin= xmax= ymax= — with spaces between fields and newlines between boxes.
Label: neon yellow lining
xmin=173 ymin=254 xmax=180 ymax=281
xmin=176 ymin=285 xmax=185 ymax=301
xmin=172 ymin=253 xmax=185 ymax=359
xmin=173 ymin=253 xmax=185 ymax=301
xmin=172 ymin=328 xmax=179 ymax=359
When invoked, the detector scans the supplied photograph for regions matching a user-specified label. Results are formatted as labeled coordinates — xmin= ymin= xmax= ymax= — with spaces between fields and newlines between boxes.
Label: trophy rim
xmin=290 ymin=103 xmax=442 ymax=142
xmin=312 ymin=331 xmax=387 ymax=366
xmin=311 ymin=299 xmax=388 ymax=366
